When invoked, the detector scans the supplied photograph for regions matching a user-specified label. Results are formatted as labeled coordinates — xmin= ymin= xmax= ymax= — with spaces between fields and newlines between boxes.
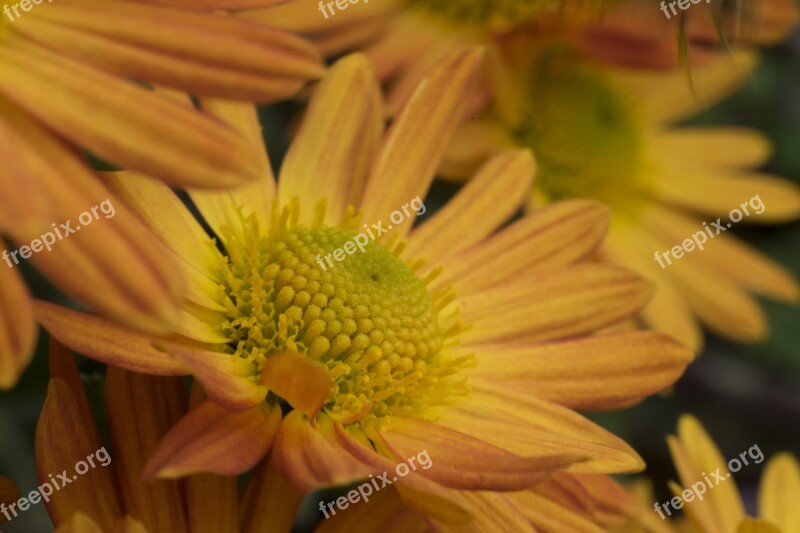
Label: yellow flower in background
xmin=35 ymin=49 xmax=691 ymax=529
xmin=619 ymin=415 xmax=800 ymax=533
xmin=440 ymin=37 xmax=800 ymax=351
xmin=0 ymin=0 xmax=325 ymax=388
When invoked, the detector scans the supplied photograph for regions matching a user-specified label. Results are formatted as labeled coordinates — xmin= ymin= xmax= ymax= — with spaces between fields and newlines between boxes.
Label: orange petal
xmin=360 ymin=47 xmax=483 ymax=232
xmin=0 ymin=40 xmax=263 ymax=188
xmin=506 ymin=490 xmax=604 ymax=533
xmin=459 ymin=264 xmax=652 ymax=345
xmin=109 ymin=516 xmax=150 ymax=533
xmin=260 ymin=351 xmax=332 ymax=418
xmin=433 ymin=200 xmax=610 ymax=293
xmin=405 ymin=149 xmax=534 ymax=261
xmin=315 ymin=484 xmax=428 ymax=533
xmin=54 ymin=512 xmax=105 ymax=533
xmin=279 ymin=53 xmax=384 ymax=226
xmin=35 ymin=302 xmax=190 ymax=376
xmin=240 ymin=456 xmax=304 ymax=533
xmin=160 ymin=343 xmax=266 ymax=411
xmin=469 ymin=332 xmax=692 ymax=411
xmin=36 ymin=342 xmax=124 ymax=530
xmin=144 ymin=400 xmax=280 ymax=479
xmin=104 ymin=369 xmax=190 ymax=532
xmin=272 ymin=411 xmax=376 ymax=492
xmin=0 ymin=253 xmax=37 ymax=389
xmin=378 ymin=417 xmax=583 ymax=491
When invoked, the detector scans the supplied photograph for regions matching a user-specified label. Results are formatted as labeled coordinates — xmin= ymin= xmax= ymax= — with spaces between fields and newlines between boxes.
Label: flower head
xmin=38 ymin=49 xmax=692 ymax=528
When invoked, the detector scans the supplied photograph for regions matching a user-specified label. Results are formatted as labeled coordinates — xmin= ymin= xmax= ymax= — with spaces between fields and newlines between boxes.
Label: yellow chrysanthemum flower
xmin=440 ymin=39 xmax=800 ymax=350
xmin=0 ymin=0 xmax=326 ymax=389
xmin=619 ymin=415 xmax=800 ymax=533
xmin=36 ymin=49 xmax=691 ymax=529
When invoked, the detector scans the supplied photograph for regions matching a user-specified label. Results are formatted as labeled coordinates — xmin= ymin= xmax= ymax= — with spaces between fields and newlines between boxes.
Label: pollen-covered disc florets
xmin=216 ymin=203 xmax=470 ymax=424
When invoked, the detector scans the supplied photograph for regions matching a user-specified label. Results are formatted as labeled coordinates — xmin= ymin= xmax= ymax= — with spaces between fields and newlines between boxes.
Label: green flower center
xmin=216 ymin=208 xmax=469 ymax=423
xmin=512 ymin=55 xmax=646 ymax=212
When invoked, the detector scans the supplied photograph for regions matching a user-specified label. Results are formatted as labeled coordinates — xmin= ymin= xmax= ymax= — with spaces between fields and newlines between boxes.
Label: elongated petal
xmin=279 ymin=54 xmax=384 ymax=225
xmin=144 ymin=400 xmax=280 ymax=479
xmin=55 ymin=513 xmax=105 ymax=533
xmin=469 ymin=332 xmax=692 ymax=411
xmin=17 ymin=0 xmax=324 ymax=100
xmin=240 ymin=456 xmax=304 ymax=533
xmin=36 ymin=302 xmax=190 ymax=376
xmin=109 ymin=516 xmax=150 ymax=533
xmin=273 ymin=411 xmax=376 ymax=491
xmin=428 ymin=491 xmax=531 ymax=532
xmin=160 ymin=343 xmax=266 ymax=411
xmin=185 ymin=473 xmax=239 ymax=533
xmin=0 ymin=253 xmax=36 ymax=389
xmin=406 ymin=150 xmax=534 ymax=260
xmin=36 ymin=341 xmax=124 ymax=530
xmin=433 ymin=200 xmax=610 ymax=293
xmin=507 ymin=490 xmax=604 ymax=533
xmin=0 ymin=40 xmax=263 ymax=188
xmin=459 ymin=264 xmax=651 ymax=345
xmin=104 ymin=369 xmax=190 ymax=532
xmin=759 ymin=453 xmax=800 ymax=532
xmin=360 ymin=48 xmax=483 ymax=232
xmin=437 ymin=381 xmax=645 ymax=474
xmin=379 ymin=417 xmax=583 ymax=491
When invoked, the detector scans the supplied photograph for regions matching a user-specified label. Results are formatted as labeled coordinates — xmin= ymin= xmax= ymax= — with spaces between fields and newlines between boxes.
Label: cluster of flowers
xmin=0 ymin=0 xmax=798 ymax=532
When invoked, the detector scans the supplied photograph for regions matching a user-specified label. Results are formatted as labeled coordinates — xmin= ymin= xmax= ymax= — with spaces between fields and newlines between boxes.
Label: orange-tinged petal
xmin=0 ymin=253 xmax=36 ymax=389
xmin=184 ymin=473 xmax=239 ymax=533
xmin=273 ymin=411 xmax=376 ymax=491
xmin=459 ymin=264 xmax=652 ymax=345
xmin=35 ymin=302 xmax=190 ymax=376
xmin=405 ymin=150 xmax=534 ymax=260
xmin=104 ymin=369 xmax=190 ymax=532
xmin=438 ymin=381 xmax=645 ymax=474
xmin=360 ymin=47 xmax=483 ymax=232
xmin=315 ymin=484 xmax=428 ymax=533
xmin=240 ymin=456 xmax=304 ymax=533
xmin=428 ymin=491 xmax=532 ymax=532
xmin=279 ymin=53 xmax=384 ymax=225
xmin=469 ymin=332 xmax=692 ymax=411
xmin=759 ymin=453 xmax=800 ymax=532
xmin=433 ymin=200 xmax=610 ymax=293
xmin=18 ymin=0 xmax=325 ymax=100
xmin=260 ymin=351 xmax=332 ymax=418
xmin=160 ymin=343 xmax=266 ymax=411
xmin=144 ymin=400 xmax=280 ymax=479
xmin=439 ymin=117 xmax=514 ymax=180
xmin=507 ymin=490 xmax=604 ymax=533
xmin=36 ymin=342 xmax=124 ymax=530
xmin=0 ymin=40 xmax=263 ymax=189
xmin=379 ymin=417 xmax=583 ymax=491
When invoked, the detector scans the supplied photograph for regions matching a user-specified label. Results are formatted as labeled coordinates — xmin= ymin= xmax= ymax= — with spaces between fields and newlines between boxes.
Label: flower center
xmin=512 ymin=54 xmax=646 ymax=212
xmin=216 ymin=205 xmax=469 ymax=423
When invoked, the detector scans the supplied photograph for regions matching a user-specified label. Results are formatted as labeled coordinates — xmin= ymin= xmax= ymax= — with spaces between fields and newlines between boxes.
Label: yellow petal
xmin=0 ymin=253 xmax=36 ymax=389
xmin=360 ymin=47 xmax=483 ymax=232
xmin=379 ymin=416 xmax=583 ymax=491
xmin=0 ymin=40 xmax=263 ymax=188
xmin=433 ymin=200 xmax=610 ymax=293
xmin=736 ymin=518 xmax=782 ymax=533
xmin=19 ymin=0 xmax=324 ymax=100
xmin=459 ymin=264 xmax=652 ymax=345
xmin=36 ymin=342 xmax=124 ymax=530
xmin=104 ymin=369 xmax=191 ymax=532
xmin=260 ymin=351 xmax=332 ymax=418
xmin=144 ymin=400 xmax=280 ymax=479
xmin=160 ymin=343 xmax=266 ymax=411
xmin=272 ymin=411 xmax=376 ymax=491
xmin=759 ymin=453 xmax=800 ymax=532
xmin=469 ymin=332 xmax=691 ymax=411
xmin=54 ymin=512 xmax=105 ymax=533
xmin=405 ymin=149 xmax=534 ymax=260
xmin=429 ymin=491 xmax=531 ymax=532
xmin=652 ymin=127 xmax=773 ymax=169
xmin=279 ymin=53 xmax=384 ymax=226
xmin=439 ymin=117 xmax=515 ymax=180
xmin=240 ymin=456 xmax=304 ymax=533
xmin=35 ymin=302 xmax=190 ymax=376
xmin=507 ymin=490 xmax=604 ymax=533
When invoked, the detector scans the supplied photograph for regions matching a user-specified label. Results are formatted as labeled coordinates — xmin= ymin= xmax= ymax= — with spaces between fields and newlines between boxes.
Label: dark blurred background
xmin=1 ymin=27 xmax=798 ymax=533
